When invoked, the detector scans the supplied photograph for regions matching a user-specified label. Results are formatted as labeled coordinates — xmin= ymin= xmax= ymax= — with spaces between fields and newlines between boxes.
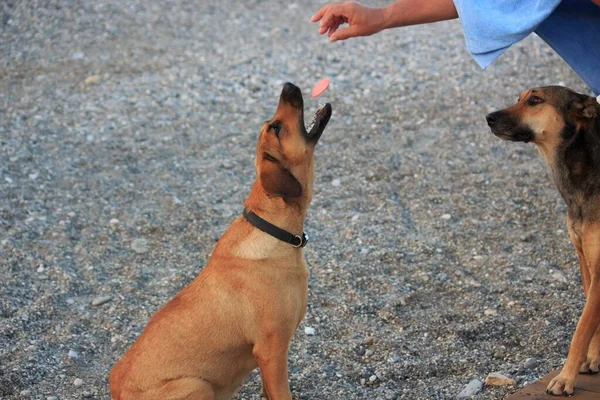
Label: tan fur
xmin=109 ymin=85 xmax=325 ymax=400
xmin=487 ymin=86 xmax=600 ymax=396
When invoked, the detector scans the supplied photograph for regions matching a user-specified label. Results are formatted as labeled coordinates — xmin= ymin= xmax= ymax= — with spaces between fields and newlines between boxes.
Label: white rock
xmin=364 ymin=349 xmax=374 ymax=357
xmin=19 ymin=389 xmax=31 ymax=396
xmin=131 ymin=238 xmax=149 ymax=253
xmin=91 ymin=295 xmax=112 ymax=306
xmin=331 ymin=179 xmax=341 ymax=187
xmin=485 ymin=372 xmax=516 ymax=386
xmin=304 ymin=326 xmax=316 ymax=336
xmin=109 ymin=218 xmax=120 ymax=226
xmin=369 ymin=375 xmax=377 ymax=382
xmin=441 ymin=214 xmax=451 ymax=220
xmin=73 ymin=378 xmax=83 ymax=386
xmin=484 ymin=308 xmax=497 ymax=316
xmin=37 ymin=264 xmax=45 ymax=273
xmin=552 ymin=271 xmax=567 ymax=283
xmin=68 ymin=350 xmax=79 ymax=358
xmin=458 ymin=379 xmax=483 ymax=399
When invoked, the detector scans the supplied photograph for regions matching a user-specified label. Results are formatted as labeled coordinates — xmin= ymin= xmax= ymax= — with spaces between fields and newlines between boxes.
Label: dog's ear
xmin=572 ymin=96 xmax=599 ymax=119
xmin=259 ymin=158 xmax=302 ymax=199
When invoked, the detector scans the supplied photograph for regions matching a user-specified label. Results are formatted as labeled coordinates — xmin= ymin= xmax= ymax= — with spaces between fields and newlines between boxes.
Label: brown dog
xmin=486 ymin=86 xmax=600 ymax=396
xmin=109 ymin=83 xmax=332 ymax=400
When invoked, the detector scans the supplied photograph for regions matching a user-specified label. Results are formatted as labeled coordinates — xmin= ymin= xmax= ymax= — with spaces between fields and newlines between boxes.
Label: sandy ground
xmin=1 ymin=1 xmax=597 ymax=399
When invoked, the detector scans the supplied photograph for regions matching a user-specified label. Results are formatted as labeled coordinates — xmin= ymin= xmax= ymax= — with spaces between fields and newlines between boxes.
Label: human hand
xmin=310 ymin=1 xmax=386 ymax=42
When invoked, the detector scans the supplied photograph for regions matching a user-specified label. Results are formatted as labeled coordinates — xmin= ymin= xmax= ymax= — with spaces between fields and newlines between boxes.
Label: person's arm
xmin=311 ymin=0 xmax=458 ymax=42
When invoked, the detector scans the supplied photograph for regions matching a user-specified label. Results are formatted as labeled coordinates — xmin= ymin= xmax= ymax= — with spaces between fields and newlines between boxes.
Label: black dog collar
xmin=243 ymin=208 xmax=308 ymax=248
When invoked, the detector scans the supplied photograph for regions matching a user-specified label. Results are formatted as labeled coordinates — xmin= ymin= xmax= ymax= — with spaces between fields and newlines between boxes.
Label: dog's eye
xmin=269 ymin=122 xmax=281 ymax=137
xmin=527 ymin=96 xmax=543 ymax=106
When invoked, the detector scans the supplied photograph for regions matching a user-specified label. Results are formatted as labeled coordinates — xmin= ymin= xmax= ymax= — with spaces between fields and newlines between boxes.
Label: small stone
xmin=484 ymin=308 xmax=497 ymax=316
xmin=86 ymin=134 xmax=95 ymax=143
xmin=523 ymin=357 xmax=540 ymax=369
xmin=74 ymin=378 xmax=83 ymax=386
xmin=473 ymin=255 xmax=484 ymax=261
xmin=72 ymin=52 xmax=85 ymax=60
xmin=485 ymin=372 xmax=516 ymax=387
xmin=360 ymin=248 xmax=369 ymax=255
xmin=441 ymin=214 xmax=451 ymax=220
xmin=19 ymin=390 xmax=31 ymax=396
xmin=304 ymin=326 xmax=316 ymax=336
xmin=29 ymin=172 xmax=39 ymax=180
xmin=37 ymin=264 xmax=45 ymax=273
xmin=364 ymin=349 xmax=374 ymax=357
xmin=458 ymin=379 xmax=483 ymax=399
xmin=84 ymin=75 xmax=101 ymax=85
xmin=5 ymin=176 xmax=13 ymax=183
xmin=91 ymin=295 xmax=112 ymax=306
xmin=131 ymin=238 xmax=149 ymax=253
xmin=360 ymin=378 xmax=366 ymax=386
xmin=47 ymin=397 xmax=58 ymax=400
xmin=388 ymin=356 xmax=400 ymax=363
xmin=109 ymin=218 xmax=120 ymax=226
xmin=331 ymin=178 xmax=341 ymax=187
xmin=552 ymin=271 xmax=567 ymax=283
xmin=369 ymin=375 xmax=377 ymax=382
xmin=68 ymin=349 xmax=79 ymax=358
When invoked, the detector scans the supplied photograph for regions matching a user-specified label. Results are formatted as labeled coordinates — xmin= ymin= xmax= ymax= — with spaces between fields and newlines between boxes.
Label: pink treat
xmin=311 ymin=78 xmax=330 ymax=98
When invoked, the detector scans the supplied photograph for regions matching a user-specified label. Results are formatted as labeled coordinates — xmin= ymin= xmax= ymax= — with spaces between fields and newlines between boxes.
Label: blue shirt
xmin=454 ymin=0 xmax=600 ymax=94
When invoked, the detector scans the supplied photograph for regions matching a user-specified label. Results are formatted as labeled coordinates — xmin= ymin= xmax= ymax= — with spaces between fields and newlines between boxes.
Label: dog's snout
xmin=280 ymin=82 xmax=303 ymax=109
xmin=486 ymin=112 xmax=500 ymax=126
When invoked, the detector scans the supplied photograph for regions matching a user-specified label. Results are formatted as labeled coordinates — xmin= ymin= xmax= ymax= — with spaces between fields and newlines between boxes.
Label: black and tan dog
xmin=110 ymin=83 xmax=331 ymax=400
xmin=486 ymin=86 xmax=600 ymax=396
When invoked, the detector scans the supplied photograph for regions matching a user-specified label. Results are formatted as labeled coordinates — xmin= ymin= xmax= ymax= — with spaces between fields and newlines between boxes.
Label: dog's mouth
xmin=486 ymin=112 xmax=534 ymax=143
xmin=305 ymin=103 xmax=332 ymax=142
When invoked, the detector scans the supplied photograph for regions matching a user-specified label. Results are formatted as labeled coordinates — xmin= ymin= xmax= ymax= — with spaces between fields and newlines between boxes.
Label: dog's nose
xmin=486 ymin=112 xmax=499 ymax=126
xmin=280 ymin=83 xmax=303 ymax=109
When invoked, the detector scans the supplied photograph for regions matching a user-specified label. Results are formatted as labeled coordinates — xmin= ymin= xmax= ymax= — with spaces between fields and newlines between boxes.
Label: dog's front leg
xmin=547 ymin=226 xmax=600 ymax=396
xmin=254 ymin=339 xmax=292 ymax=400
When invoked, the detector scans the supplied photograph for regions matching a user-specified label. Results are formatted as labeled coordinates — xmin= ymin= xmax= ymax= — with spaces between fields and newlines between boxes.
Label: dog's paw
xmin=546 ymin=374 xmax=575 ymax=396
xmin=579 ymin=357 xmax=600 ymax=374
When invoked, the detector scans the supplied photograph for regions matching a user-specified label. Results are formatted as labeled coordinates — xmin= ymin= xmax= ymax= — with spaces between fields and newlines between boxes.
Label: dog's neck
xmin=243 ymin=181 xmax=308 ymax=235
xmin=548 ymin=119 xmax=600 ymax=219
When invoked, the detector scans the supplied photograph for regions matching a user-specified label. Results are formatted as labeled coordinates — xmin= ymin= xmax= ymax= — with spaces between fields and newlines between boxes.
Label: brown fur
xmin=487 ymin=86 xmax=600 ymax=396
xmin=109 ymin=83 xmax=331 ymax=400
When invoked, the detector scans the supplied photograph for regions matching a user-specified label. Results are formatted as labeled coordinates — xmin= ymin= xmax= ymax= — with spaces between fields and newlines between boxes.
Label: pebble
xmin=458 ymin=379 xmax=483 ymax=399
xmin=304 ymin=326 xmax=316 ymax=336
xmin=484 ymin=308 xmax=497 ymax=316
xmin=364 ymin=349 xmax=374 ymax=357
xmin=47 ymin=397 xmax=57 ymax=400
xmin=441 ymin=214 xmax=451 ymax=220
xmin=91 ymin=295 xmax=113 ymax=306
xmin=369 ymin=375 xmax=377 ymax=382
xmin=109 ymin=218 xmax=120 ymax=226
xmin=131 ymin=238 xmax=149 ymax=253
xmin=523 ymin=357 xmax=540 ymax=369
xmin=552 ymin=271 xmax=567 ymax=283
xmin=387 ymin=356 xmax=400 ymax=363
xmin=19 ymin=390 xmax=31 ymax=396
xmin=360 ymin=378 xmax=366 ymax=386
xmin=68 ymin=349 xmax=79 ymax=358
xmin=74 ymin=378 xmax=83 ymax=386
xmin=331 ymin=179 xmax=341 ymax=187
xmin=484 ymin=372 xmax=516 ymax=386
xmin=37 ymin=264 xmax=45 ymax=273
xmin=84 ymin=75 xmax=101 ymax=85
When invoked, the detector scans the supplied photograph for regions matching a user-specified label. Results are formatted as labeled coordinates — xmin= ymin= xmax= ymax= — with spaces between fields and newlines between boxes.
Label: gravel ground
xmin=1 ymin=1 xmax=597 ymax=399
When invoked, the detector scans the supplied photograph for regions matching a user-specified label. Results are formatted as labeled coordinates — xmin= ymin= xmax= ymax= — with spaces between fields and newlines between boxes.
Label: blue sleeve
xmin=453 ymin=0 xmax=562 ymax=69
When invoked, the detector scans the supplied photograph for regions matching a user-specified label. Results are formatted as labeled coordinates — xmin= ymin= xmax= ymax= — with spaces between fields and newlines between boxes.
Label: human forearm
xmin=382 ymin=0 xmax=458 ymax=29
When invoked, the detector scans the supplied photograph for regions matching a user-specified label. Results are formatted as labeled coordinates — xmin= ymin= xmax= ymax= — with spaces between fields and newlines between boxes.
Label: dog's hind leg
xmin=547 ymin=223 xmax=600 ymax=396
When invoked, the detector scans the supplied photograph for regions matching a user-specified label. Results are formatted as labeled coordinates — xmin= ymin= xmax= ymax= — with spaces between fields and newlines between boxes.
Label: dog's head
xmin=255 ymin=83 xmax=332 ymax=204
xmin=486 ymin=86 xmax=599 ymax=148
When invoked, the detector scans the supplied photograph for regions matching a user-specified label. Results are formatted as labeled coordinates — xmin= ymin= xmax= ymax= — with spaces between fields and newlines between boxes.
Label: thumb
xmin=330 ymin=25 xmax=361 ymax=42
